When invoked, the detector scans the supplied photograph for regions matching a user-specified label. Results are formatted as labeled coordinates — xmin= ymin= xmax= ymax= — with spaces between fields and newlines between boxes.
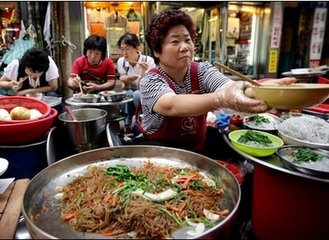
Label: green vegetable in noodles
xmin=106 ymin=164 xmax=147 ymax=182
xmin=291 ymin=148 xmax=324 ymax=164
xmin=238 ymin=130 xmax=273 ymax=146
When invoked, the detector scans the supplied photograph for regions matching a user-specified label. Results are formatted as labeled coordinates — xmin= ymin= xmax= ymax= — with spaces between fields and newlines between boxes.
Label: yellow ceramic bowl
xmin=228 ymin=129 xmax=284 ymax=157
xmin=251 ymin=83 xmax=329 ymax=110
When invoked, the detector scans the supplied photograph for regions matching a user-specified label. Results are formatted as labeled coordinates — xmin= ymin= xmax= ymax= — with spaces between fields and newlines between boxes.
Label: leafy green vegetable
xmin=158 ymin=207 xmax=184 ymax=226
xmin=292 ymin=148 xmax=324 ymax=164
xmin=237 ymin=130 xmax=273 ymax=146
xmin=108 ymin=165 xmax=165 ymax=197
xmin=75 ymin=192 xmax=84 ymax=206
xmin=189 ymin=180 xmax=203 ymax=190
xmin=249 ymin=115 xmax=270 ymax=125
xmin=190 ymin=217 xmax=216 ymax=227
xmin=106 ymin=165 xmax=146 ymax=182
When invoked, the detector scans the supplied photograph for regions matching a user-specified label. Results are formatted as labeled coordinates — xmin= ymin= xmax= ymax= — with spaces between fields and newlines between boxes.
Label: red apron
xmin=144 ymin=62 xmax=206 ymax=152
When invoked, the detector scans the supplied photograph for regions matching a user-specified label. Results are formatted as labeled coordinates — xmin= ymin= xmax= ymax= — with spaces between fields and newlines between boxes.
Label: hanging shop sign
xmin=267 ymin=2 xmax=282 ymax=73
xmin=270 ymin=2 xmax=282 ymax=49
xmin=268 ymin=49 xmax=278 ymax=73
xmin=309 ymin=7 xmax=327 ymax=67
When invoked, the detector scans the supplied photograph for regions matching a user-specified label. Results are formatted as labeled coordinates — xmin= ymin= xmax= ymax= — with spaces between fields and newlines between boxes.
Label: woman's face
xmin=25 ymin=68 xmax=43 ymax=81
xmin=86 ymin=49 xmax=102 ymax=65
xmin=120 ymin=43 xmax=138 ymax=62
xmin=155 ymin=25 xmax=195 ymax=71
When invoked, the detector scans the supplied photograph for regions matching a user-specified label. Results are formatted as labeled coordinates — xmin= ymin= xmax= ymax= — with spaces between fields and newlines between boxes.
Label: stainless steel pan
xmin=22 ymin=146 xmax=241 ymax=239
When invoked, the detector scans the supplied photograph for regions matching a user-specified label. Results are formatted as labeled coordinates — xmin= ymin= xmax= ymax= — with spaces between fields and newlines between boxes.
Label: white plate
xmin=243 ymin=113 xmax=282 ymax=131
xmin=282 ymin=70 xmax=326 ymax=77
xmin=277 ymin=146 xmax=329 ymax=177
xmin=0 ymin=158 xmax=9 ymax=176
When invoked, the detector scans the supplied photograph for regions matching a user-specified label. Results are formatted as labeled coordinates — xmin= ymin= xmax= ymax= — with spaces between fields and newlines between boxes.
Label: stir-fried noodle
xmin=59 ymin=162 xmax=231 ymax=238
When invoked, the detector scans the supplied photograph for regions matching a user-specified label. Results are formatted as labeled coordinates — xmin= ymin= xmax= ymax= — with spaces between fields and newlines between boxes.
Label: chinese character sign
xmin=310 ymin=8 xmax=327 ymax=62
xmin=270 ymin=2 xmax=283 ymax=49
xmin=268 ymin=49 xmax=278 ymax=73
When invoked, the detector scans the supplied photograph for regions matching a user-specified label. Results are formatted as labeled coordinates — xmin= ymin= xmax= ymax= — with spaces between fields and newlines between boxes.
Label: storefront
xmin=278 ymin=2 xmax=329 ymax=75
xmin=0 ymin=2 xmax=20 ymax=49
xmin=84 ymin=1 xmax=148 ymax=62
xmin=0 ymin=1 xmax=328 ymax=98
xmin=0 ymin=2 xmax=48 ymax=76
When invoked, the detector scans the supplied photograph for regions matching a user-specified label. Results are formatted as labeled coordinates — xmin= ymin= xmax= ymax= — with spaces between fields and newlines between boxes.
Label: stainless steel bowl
xmin=100 ymin=90 xmax=127 ymax=102
xmin=78 ymin=94 xmax=101 ymax=103
xmin=25 ymin=92 xmax=44 ymax=100
xmin=22 ymin=146 xmax=241 ymax=239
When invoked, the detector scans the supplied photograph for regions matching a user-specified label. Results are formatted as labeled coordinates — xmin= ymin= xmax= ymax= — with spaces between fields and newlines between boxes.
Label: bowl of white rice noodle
xmin=277 ymin=114 xmax=329 ymax=150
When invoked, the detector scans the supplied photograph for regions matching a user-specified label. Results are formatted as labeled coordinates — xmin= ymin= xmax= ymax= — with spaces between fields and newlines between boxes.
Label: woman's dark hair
xmin=117 ymin=33 xmax=140 ymax=49
xmin=83 ymin=34 xmax=107 ymax=59
xmin=146 ymin=9 xmax=196 ymax=64
xmin=20 ymin=48 xmax=50 ymax=73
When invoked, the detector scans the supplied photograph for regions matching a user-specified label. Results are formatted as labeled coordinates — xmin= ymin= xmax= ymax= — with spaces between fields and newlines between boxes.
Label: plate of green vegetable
xmin=243 ymin=113 xmax=281 ymax=131
xmin=228 ymin=129 xmax=284 ymax=157
xmin=277 ymin=146 xmax=329 ymax=177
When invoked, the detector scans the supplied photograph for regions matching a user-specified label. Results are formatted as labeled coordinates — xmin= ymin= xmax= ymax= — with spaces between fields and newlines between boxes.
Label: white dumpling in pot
xmin=29 ymin=109 xmax=43 ymax=120
xmin=0 ymin=108 xmax=11 ymax=120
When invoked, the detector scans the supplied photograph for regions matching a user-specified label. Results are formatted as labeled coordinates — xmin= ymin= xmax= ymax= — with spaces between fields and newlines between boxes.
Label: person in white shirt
xmin=117 ymin=33 xmax=156 ymax=125
xmin=0 ymin=47 xmax=59 ymax=96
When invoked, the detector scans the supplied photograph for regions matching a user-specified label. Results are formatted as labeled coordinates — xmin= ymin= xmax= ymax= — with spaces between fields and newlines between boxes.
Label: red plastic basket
xmin=0 ymin=108 xmax=57 ymax=145
xmin=0 ymin=96 xmax=51 ymax=124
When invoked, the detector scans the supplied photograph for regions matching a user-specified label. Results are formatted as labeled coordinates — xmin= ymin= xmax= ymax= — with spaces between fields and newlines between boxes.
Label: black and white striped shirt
xmin=139 ymin=61 xmax=230 ymax=134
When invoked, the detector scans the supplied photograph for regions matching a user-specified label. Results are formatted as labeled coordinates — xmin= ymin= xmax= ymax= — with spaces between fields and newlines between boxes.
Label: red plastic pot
xmin=217 ymin=160 xmax=245 ymax=185
xmin=0 ymin=108 xmax=58 ymax=145
xmin=252 ymin=164 xmax=329 ymax=239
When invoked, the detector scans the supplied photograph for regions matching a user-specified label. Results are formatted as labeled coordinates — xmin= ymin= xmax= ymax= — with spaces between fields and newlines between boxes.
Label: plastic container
xmin=228 ymin=130 xmax=284 ymax=157
xmin=0 ymin=138 xmax=48 ymax=179
xmin=228 ymin=114 xmax=243 ymax=131
xmin=0 ymin=108 xmax=58 ymax=145
xmin=318 ymin=76 xmax=329 ymax=84
xmin=0 ymin=96 xmax=51 ymax=124
xmin=252 ymin=164 xmax=329 ymax=239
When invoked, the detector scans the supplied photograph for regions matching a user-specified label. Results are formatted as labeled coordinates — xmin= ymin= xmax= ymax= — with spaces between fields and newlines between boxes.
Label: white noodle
xmin=284 ymin=154 xmax=329 ymax=172
xmin=277 ymin=115 xmax=329 ymax=144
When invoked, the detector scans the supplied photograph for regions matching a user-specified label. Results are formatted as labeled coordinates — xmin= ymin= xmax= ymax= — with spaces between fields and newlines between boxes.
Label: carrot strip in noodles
xmin=117 ymin=182 xmax=126 ymax=188
xmin=40 ymin=203 xmax=48 ymax=213
xmin=61 ymin=212 xmax=75 ymax=221
xmin=176 ymin=177 xmax=187 ymax=183
xmin=182 ymin=173 xmax=198 ymax=189
xmin=217 ymin=209 xmax=229 ymax=216
xmin=167 ymin=205 xmax=180 ymax=212
xmin=100 ymin=229 xmax=126 ymax=236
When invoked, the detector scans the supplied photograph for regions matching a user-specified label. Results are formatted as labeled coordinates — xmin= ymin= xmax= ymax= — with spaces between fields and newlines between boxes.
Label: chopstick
xmin=19 ymin=76 xmax=29 ymax=83
xmin=65 ymin=105 xmax=78 ymax=121
xmin=214 ymin=62 xmax=261 ymax=86
xmin=78 ymin=81 xmax=84 ymax=94
xmin=71 ymin=73 xmax=84 ymax=94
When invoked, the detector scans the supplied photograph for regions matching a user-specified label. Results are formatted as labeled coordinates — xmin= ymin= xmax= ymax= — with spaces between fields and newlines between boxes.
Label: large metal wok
xmin=22 ymin=146 xmax=241 ymax=239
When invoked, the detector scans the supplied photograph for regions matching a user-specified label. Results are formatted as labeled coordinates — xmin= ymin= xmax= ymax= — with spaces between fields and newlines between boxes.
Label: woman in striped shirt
xmin=138 ymin=9 xmax=295 ymax=158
